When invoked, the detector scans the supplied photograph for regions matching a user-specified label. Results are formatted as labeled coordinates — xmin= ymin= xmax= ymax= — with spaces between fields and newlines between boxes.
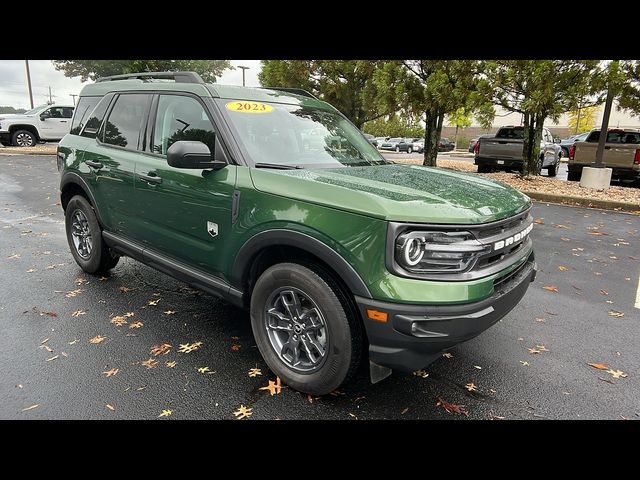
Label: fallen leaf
xmin=329 ymin=390 xmax=345 ymax=396
xmin=124 ymin=312 xmax=135 ymax=318
xmin=553 ymin=224 xmax=569 ymax=229
xmin=536 ymin=345 xmax=549 ymax=352
xmin=198 ymin=366 xmax=211 ymax=374
xmin=519 ymin=361 xmax=530 ymax=366
xmin=587 ymin=231 xmax=607 ymax=236
xmin=106 ymin=404 xmax=115 ymax=411
xmin=606 ymin=369 xmax=628 ymax=379
xmin=110 ymin=315 xmax=127 ymax=326
xmin=542 ymin=285 xmax=558 ymax=293
xmin=348 ymin=413 xmax=358 ymax=419
xmin=40 ymin=338 xmax=49 ymax=345
xmin=560 ymin=237 xmax=571 ymax=242
xmin=517 ymin=336 xmax=524 ymax=341
xmin=65 ymin=288 xmax=84 ymax=298
xmin=165 ymin=361 xmax=177 ymax=368
xmin=231 ymin=344 xmax=241 ymax=351
xmin=608 ymin=310 xmax=624 ymax=318
xmin=103 ymin=368 xmax=119 ymax=377
xmin=128 ymin=321 xmax=143 ymax=329
xmin=442 ymin=352 xmax=453 ymax=359
xmin=307 ymin=394 xmax=314 ymax=404
xmin=259 ymin=377 xmax=282 ymax=396
xmin=588 ymin=363 xmax=609 ymax=370
xmin=533 ymin=219 xmax=545 ymax=225
xmin=150 ymin=343 xmax=172 ymax=356
xmin=248 ymin=368 xmax=262 ymax=377
xmin=61 ymin=352 xmax=68 ymax=358
xmin=178 ymin=341 xmax=202 ymax=353
xmin=40 ymin=345 xmax=53 ymax=353
xmin=89 ymin=335 xmax=105 ymax=344
xmin=33 ymin=308 xmax=57 ymax=317
xmin=528 ymin=347 xmax=541 ymax=354
xmin=600 ymin=290 xmax=609 ymax=296
xmin=75 ymin=277 xmax=89 ymax=286
xmin=558 ymin=266 xmax=568 ymax=271
xmin=163 ymin=310 xmax=176 ymax=315
xmin=158 ymin=409 xmax=173 ymax=418
xmin=147 ymin=299 xmax=160 ymax=306
xmin=233 ymin=405 xmax=252 ymax=419
xmin=16 ymin=384 xmax=23 ymax=389
xmin=436 ymin=397 xmax=468 ymax=416
xmin=26 ymin=268 xmax=37 ymax=273
xmin=413 ymin=369 xmax=429 ymax=378
xmin=465 ymin=382 xmax=478 ymax=392
xmin=46 ymin=355 xmax=59 ymax=362
xmin=119 ymin=286 xmax=135 ymax=292
xmin=401 ymin=407 xmax=409 ymax=415
xmin=535 ymin=317 xmax=546 ymax=323
xmin=141 ymin=358 xmax=158 ymax=369
xmin=22 ymin=404 xmax=39 ymax=412
xmin=473 ymin=365 xmax=482 ymax=370
xmin=71 ymin=309 xmax=86 ymax=317
xmin=68 ymin=339 xmax=79 ymax=345
xmin=7 ymin=253 xmax=21 ymax=259
xmin=99 ymin=276 xmax=109 ymax=282
xmin=598 ymin=377 xmax=615 ymax=385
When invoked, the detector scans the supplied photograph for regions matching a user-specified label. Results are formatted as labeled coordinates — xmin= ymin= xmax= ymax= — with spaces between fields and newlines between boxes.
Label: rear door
xmin=603 ymin=130 xmax=640 ymax=168
xmin=133 ymin=93 xmax=237 ymax=276
xmin=39 ymin=106 xmax=74 ymax=139
xmin=80 ymin=93 xmax=151 ymax=235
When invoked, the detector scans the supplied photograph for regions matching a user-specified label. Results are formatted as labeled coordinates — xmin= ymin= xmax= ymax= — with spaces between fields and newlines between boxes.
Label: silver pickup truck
xmin=474 ymin=125 xmax=562 ymax=176
xmin=567 ymin=128 xmax=640 ymax=182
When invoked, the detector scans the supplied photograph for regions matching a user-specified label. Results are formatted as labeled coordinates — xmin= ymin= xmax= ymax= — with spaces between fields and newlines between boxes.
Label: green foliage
xmin=486 ymin=60 xmax=599 ymax=175
xmin=617 ymin=60 xmax=640 ymax=117
xmin=447 ymin=107 xmax=472 ymax=130
xmin=259 ymin=60 xmax=394 ymax=128
xmin=0 ymin=106 xmax=26 ymax=114
xmin=52 ymin=60 xmax=232 ymax=83
xmin=363 ymin=114 xmax=422 ymax=138
xmin=567 ymin=106 xmax=599 ymax=134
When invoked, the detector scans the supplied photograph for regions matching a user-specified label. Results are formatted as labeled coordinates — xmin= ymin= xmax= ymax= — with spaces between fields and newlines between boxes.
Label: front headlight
xmin=395 ymin=230 xmax=488 ymax=274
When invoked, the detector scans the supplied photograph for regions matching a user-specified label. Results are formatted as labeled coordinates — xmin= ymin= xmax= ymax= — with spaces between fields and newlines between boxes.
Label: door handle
xmin=138 ymin=172 xmax=162 ymax=184
xmin=60 ymin=120 xmax=68 ymax=123
xmin=84 ymin=160 xmax=103 ymax=170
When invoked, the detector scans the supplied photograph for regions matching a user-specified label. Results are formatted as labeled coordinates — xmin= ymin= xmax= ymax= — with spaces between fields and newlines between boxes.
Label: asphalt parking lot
xmin=1 ymin=154 xmax=638 ymax=420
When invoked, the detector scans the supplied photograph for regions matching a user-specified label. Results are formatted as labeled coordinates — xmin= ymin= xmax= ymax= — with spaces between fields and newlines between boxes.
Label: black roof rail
xmin=262 ymin=87 xmax=317 ymax=99
xmin=95 ymin=71 xmax=205 ymax=84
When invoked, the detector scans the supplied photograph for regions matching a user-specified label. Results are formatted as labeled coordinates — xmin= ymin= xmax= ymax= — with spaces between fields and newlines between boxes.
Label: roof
xmin=79 ymin=80 xmax=330 ymax=110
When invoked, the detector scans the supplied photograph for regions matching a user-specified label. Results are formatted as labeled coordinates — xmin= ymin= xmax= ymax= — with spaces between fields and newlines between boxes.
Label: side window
xmin=152 ymin=95 xmax=215 ymax=156
xmin=70 ymin=96 xmax=100 ymax=135
xmin=47 ymin=107 xmax=65 ymax=118
xmin=102 ymin=94 xmax=150 ymax=149
xmin=81 ymin=94 xmax=114 ymax=139
xmin=62 ymin=107 xmax=74 ymax=119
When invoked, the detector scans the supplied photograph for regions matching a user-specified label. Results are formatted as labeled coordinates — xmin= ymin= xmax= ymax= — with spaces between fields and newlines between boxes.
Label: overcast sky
xmin=0 ymin=60 xmax=637 ymax=127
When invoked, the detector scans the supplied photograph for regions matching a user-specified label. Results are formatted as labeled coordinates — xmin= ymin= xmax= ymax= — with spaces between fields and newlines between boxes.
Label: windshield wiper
xmin=254 ymin=162 xmax=304 ymax=170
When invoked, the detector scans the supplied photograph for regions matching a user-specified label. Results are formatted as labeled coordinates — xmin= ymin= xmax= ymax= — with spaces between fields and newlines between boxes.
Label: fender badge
xmin=207 ymin=221 xmax=218 ymax=238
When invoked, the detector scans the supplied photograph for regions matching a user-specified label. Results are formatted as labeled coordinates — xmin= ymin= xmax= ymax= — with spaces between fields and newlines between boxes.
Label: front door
xmin=133 ymin=94 xmax=237 ymax=277
xmin=38 ymin=106 xmax=74 ymax=139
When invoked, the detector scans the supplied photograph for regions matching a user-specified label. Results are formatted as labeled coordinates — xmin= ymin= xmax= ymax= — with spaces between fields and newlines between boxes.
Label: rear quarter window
xmin=70 ymin=96 xmax=100 ymax=135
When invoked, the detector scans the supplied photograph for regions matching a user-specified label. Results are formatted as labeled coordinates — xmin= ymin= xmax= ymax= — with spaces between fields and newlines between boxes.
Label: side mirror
xmin=40 ymin=110 xmax=51 ymax=121
xmin=554 ymin=137 xmax=561 ymax=144
xmin=167 ymin=141 xmax=226 ymax=170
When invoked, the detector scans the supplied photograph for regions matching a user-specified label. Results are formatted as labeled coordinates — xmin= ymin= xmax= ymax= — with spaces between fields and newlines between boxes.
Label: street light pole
xmin=238 ymin=65 xmax=249 ymax=86
xmin=70 ymin=94 xmax=78 ymax=106
xmin=25 ymin=60 xmax=34 ymax=109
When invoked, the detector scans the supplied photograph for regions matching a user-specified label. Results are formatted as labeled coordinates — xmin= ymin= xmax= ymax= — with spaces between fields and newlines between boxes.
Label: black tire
xmin=65 ymin=195 xmax=119 ymax=274
xmin=567 ymin=169 xmax=581 ymax=181
xmin=407 ymin=146 xmax=413 ymax=154
xmin=477 ymin=164 xmax=492 ymax=173
xmin=11 ymin=130 xmax=37 ymax=147
xmin=547 ymin=164 xmax=557 ymax=177
xmin=250 ymin=262 xmax=362 ymax=395
xmin=395 ymin=146 xmax=400 ymax=153
xmin=561 ymin=146 xmax=569 ymax=157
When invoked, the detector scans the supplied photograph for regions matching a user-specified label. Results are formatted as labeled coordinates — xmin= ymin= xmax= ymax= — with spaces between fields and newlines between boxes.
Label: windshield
xmin=221 ymin=100 xmax=387 ymax=168
xmin=496 ymin=128 xmax=524 ymax=139
xmin=22 ymin=105 xmax=49 ymax=115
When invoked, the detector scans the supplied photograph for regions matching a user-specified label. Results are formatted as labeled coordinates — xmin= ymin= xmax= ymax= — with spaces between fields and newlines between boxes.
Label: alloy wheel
xmin=70 ymin=209 xmax=92 ymax=259
xmin=16 ymin=133 xmax=35 ymax=147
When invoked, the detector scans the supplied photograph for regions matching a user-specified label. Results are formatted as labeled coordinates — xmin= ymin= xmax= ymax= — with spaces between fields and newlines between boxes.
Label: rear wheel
xmin=395 ymin=146 xmax=400 ymax=153
xmin=567 ymin=168 xmax=581 ymax=181
xmin=250 ymin=262 xmax=362 ymax=395
xmin=11 ymin=130 xmax=37 ymax=147
xmin=547 ymin=164 xmax=557 ymax=177
xmin=65 ymin=195 xmax=119 ymax=274
xmin=407 ymin=146 xmax=413 ymax=154
xmin=477 ymin=164 xmax=492 ymax=173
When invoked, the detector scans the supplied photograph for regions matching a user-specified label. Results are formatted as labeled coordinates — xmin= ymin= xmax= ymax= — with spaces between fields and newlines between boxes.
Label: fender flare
xmin=60 ymin=171 xmax=106 ymax=225
xmin=231 ymin=229 xmax=372 ymax=299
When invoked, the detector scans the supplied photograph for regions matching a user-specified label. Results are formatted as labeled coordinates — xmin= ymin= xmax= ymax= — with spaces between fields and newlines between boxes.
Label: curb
xmin=522 ymin=191 xmax=640 ymax=214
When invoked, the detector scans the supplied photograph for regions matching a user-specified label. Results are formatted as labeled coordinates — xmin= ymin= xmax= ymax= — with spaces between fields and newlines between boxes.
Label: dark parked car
xmin=469 ymin=134 xmax=495 ymax=153
xmin=438 ymin=137 xmax=454 ymax=152
xmin=379 ymin=137 xmax=416 ymax=153
xmin=559 ymin=132 xmax=589 ymax=157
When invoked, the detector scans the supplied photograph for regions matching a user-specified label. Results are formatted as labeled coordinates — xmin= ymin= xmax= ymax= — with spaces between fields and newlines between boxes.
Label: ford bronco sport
xmin=57 ymin=71 xmax=536 ymax=395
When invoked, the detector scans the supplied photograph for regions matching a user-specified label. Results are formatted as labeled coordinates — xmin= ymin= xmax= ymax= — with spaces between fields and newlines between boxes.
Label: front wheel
xmin=65 ymin=195 xmax=119 ymax=274
xmin=395 ymin=146 xmax=400 ymax=152
xmin=250 ymin=263 xmax=362 ymax=395
xmin=12 ymin=130 xmax=37 ymax=147
xmin=407 ymin=146 xmax=413 ymax=154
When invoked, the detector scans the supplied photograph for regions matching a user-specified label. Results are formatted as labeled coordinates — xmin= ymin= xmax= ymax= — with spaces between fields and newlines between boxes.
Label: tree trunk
xmin=522 ymin=113 xmax=544 ymax=176
xmin=422 ymin=111 xmax=439 ymax=167
xmin=453 ymin=125 xmax=459 ymax=150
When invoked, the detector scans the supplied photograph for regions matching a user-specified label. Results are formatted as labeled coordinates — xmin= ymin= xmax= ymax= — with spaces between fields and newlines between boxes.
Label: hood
xmin=0 ymin=113 xmax=34 ymax=119
xmin=250 ymin=163 xmax=530 ymax=224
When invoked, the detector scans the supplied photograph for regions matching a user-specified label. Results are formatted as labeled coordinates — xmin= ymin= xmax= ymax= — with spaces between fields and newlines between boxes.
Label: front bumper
xmin=356 ymin=253 xmax=536 ymax=372
xmin=475 ymin=155 xmax=523 ymax=169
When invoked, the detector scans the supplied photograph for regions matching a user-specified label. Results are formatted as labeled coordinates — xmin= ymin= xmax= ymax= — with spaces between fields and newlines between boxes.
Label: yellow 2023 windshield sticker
xmin=226 ymin=101 xmax=273 ymax=113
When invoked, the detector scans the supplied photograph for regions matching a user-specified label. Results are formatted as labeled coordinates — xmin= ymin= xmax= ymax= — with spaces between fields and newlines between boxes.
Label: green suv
xmin=58 ymin=71 xmax=536 ymax=395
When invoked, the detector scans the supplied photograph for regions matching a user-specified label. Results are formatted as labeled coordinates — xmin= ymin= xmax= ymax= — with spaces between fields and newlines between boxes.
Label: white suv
xmin=0 ymin=104 xmax=75 ymax=147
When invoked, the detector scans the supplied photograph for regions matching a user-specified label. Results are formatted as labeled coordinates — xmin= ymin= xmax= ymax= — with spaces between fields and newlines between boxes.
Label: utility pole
xmin=70 ymin=94 xmax=77 ymax=106
xmin=47 ymin=86 xmax=53 ymax=104
xmin=25 ymin=60 xmax=34 ymax=109
xmin=594 ymin=84 xmax=614 ymax=168
xmin=574 ymin=106 xmax=581 ymax=135
xmin=238 ymin=65 xmax=249 ymax=86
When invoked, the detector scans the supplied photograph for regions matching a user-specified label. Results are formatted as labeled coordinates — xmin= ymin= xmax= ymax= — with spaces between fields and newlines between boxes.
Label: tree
xmin=486 ymin=60 xmax=599 ymax=176
xmin=618 ymin=60 xmax=640 ymax=116
xmin=258 ymin=60 xmax=394 ymax=128
xmin=363 ymin=114 xmax=423 ymax=138
xmin=52 ymin=60 xmax=232 ymax=83
xmin=567 ymin=106 xmax=599 ymax=134
xmin=447 ymin=107 xmax=473 ymax=149
xmin=374 ymin=60 xmax=494 ymax=167
xmin=0 ymin=106 xmax=26 ymax=114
